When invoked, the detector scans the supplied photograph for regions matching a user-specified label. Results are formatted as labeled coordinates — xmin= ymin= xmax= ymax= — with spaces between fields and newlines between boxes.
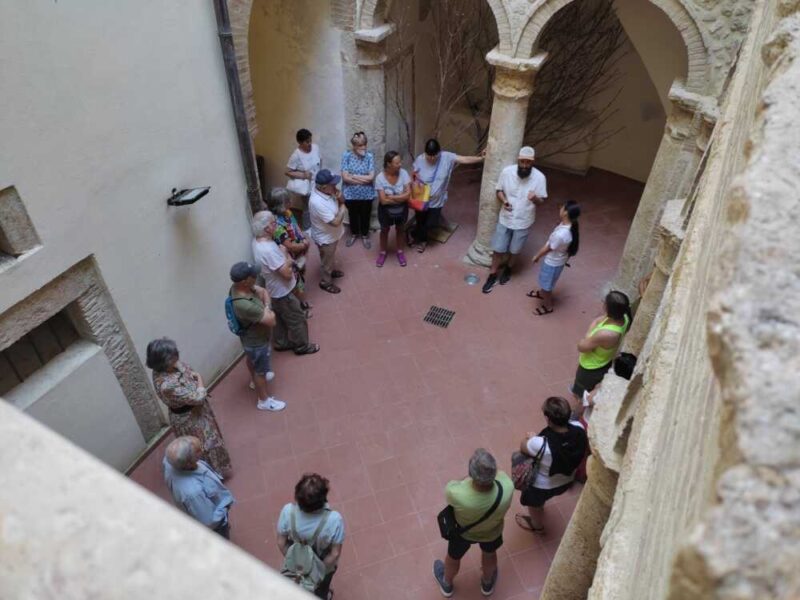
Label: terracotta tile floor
xmin=131 ymin=167 xmax=642 ymax=599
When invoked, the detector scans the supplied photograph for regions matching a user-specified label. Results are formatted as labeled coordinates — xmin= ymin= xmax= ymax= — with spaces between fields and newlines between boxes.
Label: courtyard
xmin=131 ymin=167 xmax=642 ymax=599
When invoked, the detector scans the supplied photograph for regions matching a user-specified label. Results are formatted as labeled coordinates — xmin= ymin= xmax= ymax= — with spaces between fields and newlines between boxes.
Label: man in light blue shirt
xmin=163 ymin=436 xmax=235 ymax=539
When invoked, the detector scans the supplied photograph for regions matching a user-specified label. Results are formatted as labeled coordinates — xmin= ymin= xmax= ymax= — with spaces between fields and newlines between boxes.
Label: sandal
xmin=416 ymin=241 xmax=427 ymax=254
xmin=331 ymin=270 xmax=345 ymax=279
xmin=515 ymin=514 xmax=545 ymax=533
xmin=534 ymin=306 xmax=554 ymax=316
xmin=294 ymin=343 xmax=320 ymax=356
xmin=376 ymin=251 xmax=387 ymax=267
xmin=319 ymin=282 xmax=341 ymax=294
xmin=300 ymin=301 xmax=313 ymax=311
xmin=397 ymin=250 xmax=407 ymax=267
xmin=526 ymin=290 xmax=543 ymax=299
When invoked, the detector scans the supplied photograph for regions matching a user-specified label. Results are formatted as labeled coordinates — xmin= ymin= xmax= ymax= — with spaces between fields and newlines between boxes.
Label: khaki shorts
xmin=288 ymin=191 xmax=309 ymax=211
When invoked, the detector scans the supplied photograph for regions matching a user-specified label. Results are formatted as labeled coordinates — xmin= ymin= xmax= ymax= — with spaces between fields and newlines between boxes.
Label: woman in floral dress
xmin=146 ymin=337 xmax=232 ymax=478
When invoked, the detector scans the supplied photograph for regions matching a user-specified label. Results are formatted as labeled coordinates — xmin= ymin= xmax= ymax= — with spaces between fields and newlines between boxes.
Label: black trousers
xmin=412 ymin=207 xmax=442 ymax=244
xmin=315 ymin=569 xmax=336 ymax=598
xmin=346 ymin=200 xmax=373 ymax=236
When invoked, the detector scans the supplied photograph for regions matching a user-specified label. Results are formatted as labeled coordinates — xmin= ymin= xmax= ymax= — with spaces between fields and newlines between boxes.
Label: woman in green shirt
xmin=570 ymin=291 xmax=631 ymax=412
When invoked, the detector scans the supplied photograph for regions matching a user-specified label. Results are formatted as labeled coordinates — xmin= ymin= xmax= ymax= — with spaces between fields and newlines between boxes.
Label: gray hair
xmin=468 ymin=448 xmax=497 ymax=486
xmin=166 ymin=436 xmax=200 ymax=470
xmin=266 ymin=187 xmax=291 ymax=214
xmin=251 ymin=210 xmax=275 ymax=237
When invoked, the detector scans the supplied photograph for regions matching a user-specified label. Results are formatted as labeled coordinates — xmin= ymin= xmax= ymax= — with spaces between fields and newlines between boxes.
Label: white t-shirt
xmin=309 ymin=188 xmax=344 ymax=245
xmin=412 ymin=151 xmax=458 ymax=209
xmin=374 ymin=168 xmax=412 ymax=196
xmin=544 ymin=224 xmax=573 ymax=267
xmin=286 ymin=144 xmax=321 ymax=196
xmin=525 ymin=420 xmax=585 ymax=489
xmin=252 ymin=238 xmax=296 ymax=299
xmin=495 ymin=165 xmax=547 ymax=230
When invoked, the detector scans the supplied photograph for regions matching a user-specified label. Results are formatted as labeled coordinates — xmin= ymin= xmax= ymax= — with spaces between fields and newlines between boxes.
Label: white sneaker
xmin=257 ymin=396 xmax=286 ymax=412
xmin=249 ymin=372 xmax=275 ymax=390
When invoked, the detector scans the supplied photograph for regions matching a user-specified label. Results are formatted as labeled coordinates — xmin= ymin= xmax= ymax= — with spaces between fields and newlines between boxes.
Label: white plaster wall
xmin=614 ymin=0 xmax=689 ymax=113
xmin=586 ymin=37 xmax=667 ymax=182
xmin=0 ymin=1 xmax=253 ymax=430
xmin=249 ymin=0 xmax=348 ymax=188
xmin=2 ymin=341 xmax=145 ymax=471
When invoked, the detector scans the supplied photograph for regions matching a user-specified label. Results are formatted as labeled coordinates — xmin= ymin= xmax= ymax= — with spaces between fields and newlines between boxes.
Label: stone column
xmin=623 ymin=198 xmax=685 ymax=356
xmin=540 ymin=456 xmax=619 ymax=600
xmin=341 ymin=24 xmax=395 ymax=231
xmin=465 ymin=50 xmax=547 ymax=267
xmin=613 ymin=82 xmax=717 ymax=295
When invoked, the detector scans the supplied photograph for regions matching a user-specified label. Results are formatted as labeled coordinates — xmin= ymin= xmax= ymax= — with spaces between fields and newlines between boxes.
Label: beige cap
xmin=518 ymin=146 xmax=535 ymax=159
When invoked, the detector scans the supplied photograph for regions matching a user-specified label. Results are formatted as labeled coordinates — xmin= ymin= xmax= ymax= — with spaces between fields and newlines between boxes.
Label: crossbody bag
xmin=437 ymin=480 xmax=503 ymax=540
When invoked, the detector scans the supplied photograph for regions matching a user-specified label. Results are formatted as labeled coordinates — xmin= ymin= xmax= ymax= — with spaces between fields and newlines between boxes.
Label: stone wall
xmin=542 ymin=1 xmax=800 ymax=598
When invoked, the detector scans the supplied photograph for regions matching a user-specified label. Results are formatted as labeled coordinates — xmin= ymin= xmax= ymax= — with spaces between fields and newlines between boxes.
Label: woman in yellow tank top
xmin=570 ymin=291 xmax=631 ymax=412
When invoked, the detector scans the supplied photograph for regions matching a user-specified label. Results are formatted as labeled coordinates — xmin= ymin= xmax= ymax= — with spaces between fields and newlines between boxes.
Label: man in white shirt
xmin=251 ymin=211 xmax=319 ymax=356
xmin=482 ymin=146 xmax=547 ymax=294
xmin=309 ymin=169 xmax=346 ymax=294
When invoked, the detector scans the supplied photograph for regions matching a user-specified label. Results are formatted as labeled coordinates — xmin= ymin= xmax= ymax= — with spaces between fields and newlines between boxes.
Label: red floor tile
xmin=130 ymin=168 xmax=641 ymax=596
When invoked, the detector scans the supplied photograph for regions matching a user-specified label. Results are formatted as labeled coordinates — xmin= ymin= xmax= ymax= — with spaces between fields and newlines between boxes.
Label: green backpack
xmin=280 ymin=506 xmax=331 ymax=592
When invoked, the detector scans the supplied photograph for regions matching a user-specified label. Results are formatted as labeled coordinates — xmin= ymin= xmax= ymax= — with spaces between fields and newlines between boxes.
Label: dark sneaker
xmin=482 ymin=273 xmax=498 ymax=294
xmin=480 ymin=568 xmax=498 ymax=596
xmin=498 ymin=266 xmax=512 ymax=285
xmin=433 ymin=560 xmax=454 ymax=597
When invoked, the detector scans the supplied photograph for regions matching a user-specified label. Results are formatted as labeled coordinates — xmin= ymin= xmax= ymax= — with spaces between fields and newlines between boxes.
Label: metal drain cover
xmin=464 ymin=273 xmax=480 ymax=285
xmin=424 ymin=306 xmax=455 ymax=328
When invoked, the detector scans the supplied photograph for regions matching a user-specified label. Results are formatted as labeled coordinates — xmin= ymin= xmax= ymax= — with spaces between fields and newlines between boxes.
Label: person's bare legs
xmin=443 ymin=555 xmax=461 ymax=586
xmin=527 ymin=505 xmax=545 ymax=530
xmin=481 ymin=551 xmax=498 ymax=584
xmin=379 ymin=228 xmax=389 ymax=252
xmin=396 ymin=224 xmax=405 ymax=251
xmin=252 ymin=372 xmax=269 ymax=402
xmin=489 ymin=252 xmax=505 ymax=275
xmin=539 ymin=289 xmax=554 ymax=310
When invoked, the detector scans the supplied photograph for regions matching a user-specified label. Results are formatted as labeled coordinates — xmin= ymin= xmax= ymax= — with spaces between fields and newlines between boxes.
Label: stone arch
xmin=515 ymin=0 xmax=710 ymax=93
xmin=359 ymin=0 xmax=512 ymax=54
xmin=228 ymin=0 xmax=258 ymax=136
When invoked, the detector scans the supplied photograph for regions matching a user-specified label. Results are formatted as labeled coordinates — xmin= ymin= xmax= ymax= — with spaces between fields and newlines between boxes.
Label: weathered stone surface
xmin=0 ymin=403 xmax=308 ymax=600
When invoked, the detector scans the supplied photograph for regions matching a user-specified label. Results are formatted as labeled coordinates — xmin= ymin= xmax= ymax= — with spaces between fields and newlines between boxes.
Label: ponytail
xmin=565 ymin=200 xmax=581 ymax=257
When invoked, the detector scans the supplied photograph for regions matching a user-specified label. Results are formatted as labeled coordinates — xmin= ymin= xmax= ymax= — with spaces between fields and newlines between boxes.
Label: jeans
xmin=345 ymin=200 xmax=373 ymax=237
xmin=412 ymin=207 xmax=442 ymax=244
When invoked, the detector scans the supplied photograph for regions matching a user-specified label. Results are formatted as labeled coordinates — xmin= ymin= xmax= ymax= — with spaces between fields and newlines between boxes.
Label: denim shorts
xmin=538 ymin=262 xmax=565 ymax=292
xmin=491 ymin=222 xmax=530 ymax=254
xmin=243 ymin=344 xmax=271 ymax=375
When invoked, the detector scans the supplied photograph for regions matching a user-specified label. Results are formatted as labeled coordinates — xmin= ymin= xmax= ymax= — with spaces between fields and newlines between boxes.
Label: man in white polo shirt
xmin=309 ymin=169 xmax=346 ymax=294
xmin=252 ymin=211 xmax=319 ymax=356
xmin=482 ymin=146 xmax=547 ymax=294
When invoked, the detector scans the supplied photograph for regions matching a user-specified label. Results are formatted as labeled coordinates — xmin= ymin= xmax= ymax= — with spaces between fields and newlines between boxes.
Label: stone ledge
xmin=354 ymin=23 xmax=396 ymax=44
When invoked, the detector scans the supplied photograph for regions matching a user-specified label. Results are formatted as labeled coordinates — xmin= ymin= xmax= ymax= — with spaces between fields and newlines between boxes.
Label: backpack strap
xmin=229 ymin=295 xmax=256 ymax=331
xmin=290 ymin=505 xmax=332 ymax=548
xmin=458 ymin=480 xmax=503 ymax=535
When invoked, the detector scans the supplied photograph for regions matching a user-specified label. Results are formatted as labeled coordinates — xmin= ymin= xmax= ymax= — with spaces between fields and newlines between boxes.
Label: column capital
xmin=487 ymin=49 xmax=548 ymax=100
xmin=354 ymin=24 xmax=396 ymax=67
xmin=667 ymin=80 xmax=718 ymax=144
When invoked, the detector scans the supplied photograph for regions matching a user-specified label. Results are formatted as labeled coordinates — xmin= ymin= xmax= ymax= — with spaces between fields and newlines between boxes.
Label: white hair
xmin=251 ymin=210 xmax=275 ymax=238
xmin=166 ymin=436 xmax=199 ymax=471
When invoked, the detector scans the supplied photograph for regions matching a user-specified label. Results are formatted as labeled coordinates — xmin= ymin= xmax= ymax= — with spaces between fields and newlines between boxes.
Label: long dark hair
xmin=564 ymin=200 xmax=581 ymax=257
xmin=383 ymin=150 xmax=400 ymax=168
xmin=605 ymin=290 xmax=632 ymax=324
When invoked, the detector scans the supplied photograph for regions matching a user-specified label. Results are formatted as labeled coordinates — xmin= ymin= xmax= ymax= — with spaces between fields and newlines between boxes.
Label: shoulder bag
xmin=437 ymin=480 xmax=503 ymax=540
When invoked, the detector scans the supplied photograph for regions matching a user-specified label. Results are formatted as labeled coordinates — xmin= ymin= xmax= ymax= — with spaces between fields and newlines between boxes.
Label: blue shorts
xmin=491 ymin=223 xmax=530 ymax=254
xmin=243 ymin=344 xmax=271 ymax=376
xmin=538 ymin=262 xmax=565 ymax=292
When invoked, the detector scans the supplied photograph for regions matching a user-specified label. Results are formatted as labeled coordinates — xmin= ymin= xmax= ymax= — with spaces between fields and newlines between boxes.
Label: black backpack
xmin=540 ymin=424 xmax=588 ymax=477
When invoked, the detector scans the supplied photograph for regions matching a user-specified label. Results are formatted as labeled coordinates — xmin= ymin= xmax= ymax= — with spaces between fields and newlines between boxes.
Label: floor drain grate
xmin=424 ymin=306 xmax=455 ymax=328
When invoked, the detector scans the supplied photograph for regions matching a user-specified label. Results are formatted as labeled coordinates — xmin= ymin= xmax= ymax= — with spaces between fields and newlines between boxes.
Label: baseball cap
xmin=230 ymin=261 xmax=260 ymax=282
xmin=315 ymin=169 xmax=341 ymax=186
xmin=518 ymin=146 xmax=535 ymax=160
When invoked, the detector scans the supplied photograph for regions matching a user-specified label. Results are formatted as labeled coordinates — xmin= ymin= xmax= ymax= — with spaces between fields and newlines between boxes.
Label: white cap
xmin=518 ymin=146 xmax=535 ymax=160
